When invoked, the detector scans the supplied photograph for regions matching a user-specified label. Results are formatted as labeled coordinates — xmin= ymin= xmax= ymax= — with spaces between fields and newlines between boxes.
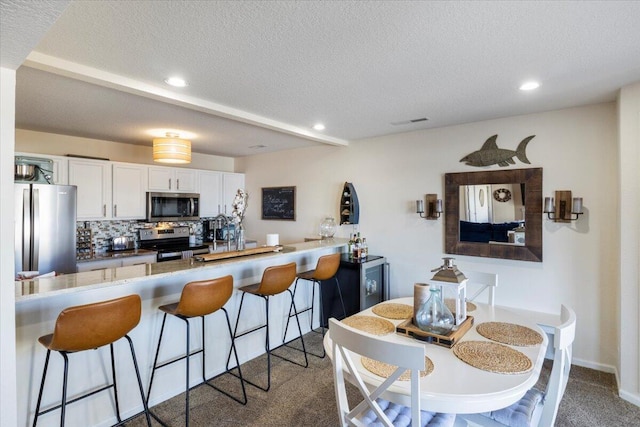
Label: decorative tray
xmin=195 ymin=245 xmax=282 ymax=262
xmin=396 ymin=316 xmax=474 ymax=348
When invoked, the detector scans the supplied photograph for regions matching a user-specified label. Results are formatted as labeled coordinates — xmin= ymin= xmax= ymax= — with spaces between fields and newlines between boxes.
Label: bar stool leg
xmin=60 ymin=352 xmax=69 ymax=427
xmin=146 ymin=313 xmax=168 ymax=408
xmin=32 ymin=350 xmax=51 ymax=427
xmin=279 ymin=289 xmax=309 ymax=365
xmin=109 ymin=343 xmax=122 ymax=423
xmin=122 ymin=335 xmax=152 ymax=427
xmin=184 ymin=317 xmax=191 ymax=427
xmin=205 ymin=307 xmax=247 ymax=404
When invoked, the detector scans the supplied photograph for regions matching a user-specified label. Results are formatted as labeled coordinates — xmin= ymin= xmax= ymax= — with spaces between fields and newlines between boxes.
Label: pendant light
xmin=153 ymin=133 xmax=191 ymax=164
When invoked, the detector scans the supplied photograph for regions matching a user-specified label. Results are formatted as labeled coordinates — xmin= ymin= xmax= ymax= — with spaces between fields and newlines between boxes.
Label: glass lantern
xmin=428 ymin=257 xmax=468 ymax=326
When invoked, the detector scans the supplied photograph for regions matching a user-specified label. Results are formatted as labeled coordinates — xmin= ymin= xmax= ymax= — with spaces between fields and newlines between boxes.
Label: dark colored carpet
xmin=127 ymin=331 xmax=640 ymax=426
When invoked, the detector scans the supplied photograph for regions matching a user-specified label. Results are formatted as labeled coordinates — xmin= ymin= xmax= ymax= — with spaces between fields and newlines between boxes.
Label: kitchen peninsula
xmin=15 ymin=239 xmax=347 ymax=427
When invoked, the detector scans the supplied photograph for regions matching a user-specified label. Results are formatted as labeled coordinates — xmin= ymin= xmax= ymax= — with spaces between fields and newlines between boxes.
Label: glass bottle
xmin=353 ymin=232 xmax=362 ymax=259
xmin=361 ymin=237 xmax=368 ymax=259
xmin=415 ymin=287 xmax=455 ymax=335
xmin=348 ymin=234 xmax=355 ymax=258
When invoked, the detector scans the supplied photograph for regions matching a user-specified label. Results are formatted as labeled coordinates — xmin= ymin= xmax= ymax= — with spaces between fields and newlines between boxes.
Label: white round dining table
xmin=323 ymin=297 xmax=549 ymax=414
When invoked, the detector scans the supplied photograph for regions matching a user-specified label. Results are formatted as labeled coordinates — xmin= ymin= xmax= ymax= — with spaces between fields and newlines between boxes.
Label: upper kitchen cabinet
xmin=198 ymin=170 xmax=223 ymax=217
xmin=222 ymin=172 xmax=245 ymax=216
xmin=197 ymin=171 xmax=245 ymax=217
xmin=68 ymin=158 xmax=112 ymax=220
xmin=148 ymin=166 xmax=197 ymax=193
xmin=48 ymin=155 xmax=68 ymax=185
xmin=112 ymin=163 xmax=147 ymax=219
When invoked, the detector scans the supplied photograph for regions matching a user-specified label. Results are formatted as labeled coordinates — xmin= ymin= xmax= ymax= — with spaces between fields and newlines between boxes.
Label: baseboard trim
xmin=571 ymin=356 xmax=616 ymax=374
xmin=619 ymin=389 xmax=640 ymax=407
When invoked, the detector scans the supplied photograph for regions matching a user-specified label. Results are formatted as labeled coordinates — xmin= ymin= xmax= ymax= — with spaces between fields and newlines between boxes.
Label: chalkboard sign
xmin=261 ymin=186 xmax=296 ymax=220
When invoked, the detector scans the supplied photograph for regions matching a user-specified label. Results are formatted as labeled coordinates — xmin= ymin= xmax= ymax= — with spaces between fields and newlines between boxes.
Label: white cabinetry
xmin=148 ymin=167 xmax=197 ymax=192
xmin=76 ymin=254 xmax=157 ymax=272
xmin=68 ymin=159 xmax=112 ymax=220
xmin=49 ymin=155 xmax=68 ymax=185
xmin=198 ymin=170 xmax=223 ymax=217
xmin=197 ymin=171 xmax=245 ymax=217
xmin=222 ymin=173 xmax=245 ymax=215
xmin=112 ymin=163 xmax=147 ymax=219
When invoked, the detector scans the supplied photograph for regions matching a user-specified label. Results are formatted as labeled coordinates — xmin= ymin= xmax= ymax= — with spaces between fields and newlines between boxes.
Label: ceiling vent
xmin=390 ymin=117 xmax=429 ymax=126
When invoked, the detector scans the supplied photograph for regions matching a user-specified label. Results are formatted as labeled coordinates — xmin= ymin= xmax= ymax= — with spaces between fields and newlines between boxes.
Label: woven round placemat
xmin=371 ymin=303 xmax=413 ymax=320
xmin=453 ymin=341 xmax=532 ymax=374
xmin=444 ymin=299 xmax=477 ymax=314
xmin=342 ymin=315 xmax=395 ymax=335
xmin=476 ymin=322 xmax=543 ymax=346
xmin=361 ymin=356 xmax=434 ymax=381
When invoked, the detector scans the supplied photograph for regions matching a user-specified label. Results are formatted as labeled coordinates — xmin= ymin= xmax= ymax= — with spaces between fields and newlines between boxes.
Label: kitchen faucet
xmin=212 ymin=213 xmax=232 ymax=252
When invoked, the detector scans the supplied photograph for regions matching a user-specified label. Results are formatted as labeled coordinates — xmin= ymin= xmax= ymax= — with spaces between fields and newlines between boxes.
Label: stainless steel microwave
xmin=147 ymin=192 xmax=200 ymax=222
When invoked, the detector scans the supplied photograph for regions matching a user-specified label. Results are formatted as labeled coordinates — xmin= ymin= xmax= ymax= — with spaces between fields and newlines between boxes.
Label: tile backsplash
xmin=77 ymin=220 xmax=205 ymax=254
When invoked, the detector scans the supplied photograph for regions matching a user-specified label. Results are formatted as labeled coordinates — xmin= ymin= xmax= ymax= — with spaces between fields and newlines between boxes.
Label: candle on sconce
xmin=572 ymin=197 xmax=583 ymax=214
xmin=416 ymin=200 xmax=424 ymax=213
xmin=544 ymin=197 xmax=555 ymax=213
xmin=435 ymin=199 xmax=443 ymax=213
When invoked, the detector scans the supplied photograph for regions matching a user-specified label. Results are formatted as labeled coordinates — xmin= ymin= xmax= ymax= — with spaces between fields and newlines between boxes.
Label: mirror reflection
xmin=459 ymin=183 xmax=525 ymax=244
xmin=444 ymin=168 xmax=542 ymax=262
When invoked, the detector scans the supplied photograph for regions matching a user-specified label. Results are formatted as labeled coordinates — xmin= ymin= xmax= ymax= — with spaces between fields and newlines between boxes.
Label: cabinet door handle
xmin=114 ymin=205 xmax=117 ymax=217
xmin=177 ymin=179 xmax=180 ymax=189
xmin=103 ymin=204 xmax=106 ymax=217
xmin=169 ymin=179 xmax=172 ymax=190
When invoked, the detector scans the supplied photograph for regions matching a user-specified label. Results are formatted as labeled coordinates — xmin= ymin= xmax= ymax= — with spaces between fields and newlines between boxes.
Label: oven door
xmin=147 ymin=192 xmax=200 ymax=222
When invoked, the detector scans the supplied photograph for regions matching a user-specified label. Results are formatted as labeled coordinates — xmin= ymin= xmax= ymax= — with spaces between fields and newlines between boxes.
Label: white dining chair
xmin=464 ymin=271 xmax=498 ymax=306
xmin=329 ymin=318 xmax=455 ymax=427
xmin=454 ymin=304 xmax=576 ymax=427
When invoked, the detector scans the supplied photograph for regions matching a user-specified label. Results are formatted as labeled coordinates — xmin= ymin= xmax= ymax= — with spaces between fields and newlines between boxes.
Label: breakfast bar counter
xmin=15 ymin=238 xmax=347 ymax=427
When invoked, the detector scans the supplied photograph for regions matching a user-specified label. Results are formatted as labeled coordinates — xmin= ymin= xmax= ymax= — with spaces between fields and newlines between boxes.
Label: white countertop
xmin=15 ymin=238 xmax=347 ymax=302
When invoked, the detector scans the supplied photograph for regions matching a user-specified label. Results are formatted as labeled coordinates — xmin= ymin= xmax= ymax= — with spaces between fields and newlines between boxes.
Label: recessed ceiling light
xmin=164 ymin=77 xmax=188 ymax=87
xmin=519 ymin=81 xmax=540 ymax=91
xmin=313 ymin=123 xmax=326 ymax=131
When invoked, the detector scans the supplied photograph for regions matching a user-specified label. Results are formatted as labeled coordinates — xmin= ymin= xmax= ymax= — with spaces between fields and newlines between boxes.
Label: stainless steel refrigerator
xmin=15 ymin=184 xmax=77 ymax=276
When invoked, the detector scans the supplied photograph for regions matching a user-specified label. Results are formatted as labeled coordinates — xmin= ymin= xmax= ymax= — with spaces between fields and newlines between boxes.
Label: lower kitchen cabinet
xmin=76 ymin=254 xmax=157 ymax=272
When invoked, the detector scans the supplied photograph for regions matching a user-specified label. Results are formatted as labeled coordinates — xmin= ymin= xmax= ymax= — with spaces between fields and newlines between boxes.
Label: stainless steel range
xmin=139 ymin=226 xmax=209 ymax=262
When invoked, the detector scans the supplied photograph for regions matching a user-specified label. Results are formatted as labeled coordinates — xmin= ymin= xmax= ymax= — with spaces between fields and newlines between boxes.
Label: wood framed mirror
xmin=445 ymin=168 xmax=543 ymax=262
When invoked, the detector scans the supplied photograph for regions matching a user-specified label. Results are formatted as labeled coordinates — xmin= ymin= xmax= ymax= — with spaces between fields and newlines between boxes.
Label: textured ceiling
xmin=9 ymin=1 xmax=640 ymax=157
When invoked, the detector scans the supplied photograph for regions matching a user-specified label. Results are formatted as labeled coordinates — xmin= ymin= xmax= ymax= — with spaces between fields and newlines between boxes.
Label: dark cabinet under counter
xmin=320 ymin=253 xmax=389 ymax=327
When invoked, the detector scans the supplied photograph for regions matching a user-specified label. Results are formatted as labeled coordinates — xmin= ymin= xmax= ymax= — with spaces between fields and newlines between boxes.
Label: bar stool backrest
xmin=312 ymin=253 xmax=341 ymax=281
xmin=175 ymin=275 xmax=234 ymax=317
xmin=48 ymin=294 xmax=141 ymax=352
xmin=257 ymin=262 xmax=297 ymax=296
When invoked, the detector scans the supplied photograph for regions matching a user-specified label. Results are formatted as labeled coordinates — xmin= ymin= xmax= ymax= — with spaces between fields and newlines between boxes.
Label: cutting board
xmin=195 ymin=245 xmax=282 ymax=262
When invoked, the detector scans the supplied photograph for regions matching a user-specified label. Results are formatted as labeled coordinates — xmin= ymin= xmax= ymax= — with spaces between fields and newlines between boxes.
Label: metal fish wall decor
xmin=460 ymin=134 xmax=535 ymax=167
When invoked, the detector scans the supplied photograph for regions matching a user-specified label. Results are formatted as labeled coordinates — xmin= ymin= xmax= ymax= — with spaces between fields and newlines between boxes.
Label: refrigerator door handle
xmin=32 ymin=188 xmax=40 ymax=270
xmin=22 ymin=188 xmax=31 ymax=270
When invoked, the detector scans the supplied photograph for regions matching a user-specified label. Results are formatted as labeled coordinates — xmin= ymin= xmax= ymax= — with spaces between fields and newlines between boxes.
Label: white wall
xmin=237 ymin=102 xmax=621 ymax=376
xmin=617 ymin=82 xmax=640 ymax=404
xmin=0 ymin=67 xmax=18 ymax=426
xmin=16 ymin=129 xmax=236 ymax=172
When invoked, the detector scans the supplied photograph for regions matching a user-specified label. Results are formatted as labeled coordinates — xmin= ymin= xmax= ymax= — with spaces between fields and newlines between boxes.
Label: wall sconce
xmin=544 ymin=190 xmax=583 ymax=222
xmin=153 ymin=132 xmax=191 ymax=164
xmin=416 ymin=194 xmax=443 ymax=220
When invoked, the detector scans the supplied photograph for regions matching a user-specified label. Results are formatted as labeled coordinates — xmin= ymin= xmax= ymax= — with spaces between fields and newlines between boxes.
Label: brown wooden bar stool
xmin=226 ymin=262 xmax=308 ymax=392
xmin=283 ymin=252 xmax=344 ymax=358
xmin=32 ymin=294 xmax=151 ymax=427
xmin=146 ymin=275 xmax=247 ymax=427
